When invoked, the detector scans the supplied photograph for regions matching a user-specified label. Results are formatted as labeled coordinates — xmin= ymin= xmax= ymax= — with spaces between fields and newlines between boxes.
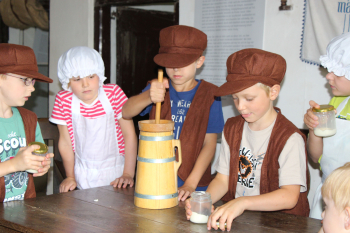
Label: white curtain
xmin=300 ymin=0 xmax=350 ymax=65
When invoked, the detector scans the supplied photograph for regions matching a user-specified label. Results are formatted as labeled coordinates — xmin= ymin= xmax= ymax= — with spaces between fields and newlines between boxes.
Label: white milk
xmin=190 ymin=212 xmax=209 ymax=224
xmin=314 ymin=128 xmax=337 ymax=137
xmin=25 ymin=169 xmax=38 ymax=173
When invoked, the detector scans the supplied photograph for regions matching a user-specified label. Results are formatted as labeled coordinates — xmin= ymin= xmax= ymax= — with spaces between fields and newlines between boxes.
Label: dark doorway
xmin=94 ymin=1 xmax=178 ymax=135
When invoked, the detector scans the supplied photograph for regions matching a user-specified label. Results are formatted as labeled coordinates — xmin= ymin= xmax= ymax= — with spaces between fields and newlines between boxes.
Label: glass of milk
xmin=312 ymin=105 xmax=336 ymax=137
xmin=190 ymin=191 xmax=212 ymax=224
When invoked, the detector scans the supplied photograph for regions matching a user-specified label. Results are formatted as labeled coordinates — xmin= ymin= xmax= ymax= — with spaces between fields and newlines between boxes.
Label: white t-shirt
xmin=215 ymin=120 xmax=307 ymax=197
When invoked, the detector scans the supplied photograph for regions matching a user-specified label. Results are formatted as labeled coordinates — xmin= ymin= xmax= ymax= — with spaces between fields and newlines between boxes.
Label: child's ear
xmin=269 ymin=85 xmax=280 ymax=101
xmin=344 ymin=207 xmax=350 ymax=230
xmin=196 ymin=56 xmax=205 ymax=69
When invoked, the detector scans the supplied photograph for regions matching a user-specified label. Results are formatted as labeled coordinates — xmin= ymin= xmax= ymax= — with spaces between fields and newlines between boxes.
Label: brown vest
xmin=150 ymin=80 xmax=218 ymax=186
xmin=222 ymin=108 xmax=310 ymax=216
xmin=0 ymin=107 xmax=37 ymax=202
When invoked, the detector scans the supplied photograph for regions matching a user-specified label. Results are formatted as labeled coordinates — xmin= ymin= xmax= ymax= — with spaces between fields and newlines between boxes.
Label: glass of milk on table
xmin=312 ymin=105 xmax=336 ymax=137
xmin=190 ymin=191 xmax=212 ymax=224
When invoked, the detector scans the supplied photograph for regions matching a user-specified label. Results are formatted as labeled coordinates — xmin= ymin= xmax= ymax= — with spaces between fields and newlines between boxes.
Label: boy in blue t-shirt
xmin=0 ymin=44 xmax=54 ymax=202
xmin=123 ymin=25 xmax=224 ymax=201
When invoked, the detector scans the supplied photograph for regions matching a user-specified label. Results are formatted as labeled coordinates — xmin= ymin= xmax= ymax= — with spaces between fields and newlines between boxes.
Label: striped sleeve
xmin=49 ymin=91 xmax=75 ymax=152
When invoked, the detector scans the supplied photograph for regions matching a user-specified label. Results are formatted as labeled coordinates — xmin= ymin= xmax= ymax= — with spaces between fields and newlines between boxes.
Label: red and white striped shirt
xmin=49 ymin=84 xmax=128 ymax=155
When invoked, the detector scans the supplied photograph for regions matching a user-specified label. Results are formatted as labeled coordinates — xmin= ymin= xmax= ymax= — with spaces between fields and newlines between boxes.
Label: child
xmin=122 ymin=25 xmax=225 ymax=201
xmin=318 ymin=162 xmax=350 ymax=233
xmin=0 ymin=43 xmax=54 ymax=202
xmin=304 ymin=32 xmax=350 ymax=220
xmin=185 ymin=49 xmax=309 ymax=231
xmin=49 ymin=46 xmax=137 ymax=192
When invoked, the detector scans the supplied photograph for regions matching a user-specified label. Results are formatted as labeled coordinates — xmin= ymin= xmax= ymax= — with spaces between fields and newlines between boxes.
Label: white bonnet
xmin=320 ymin=32 xmax=350 ymax=80
xmin=57 ymin=46 xmax=107 ymax=91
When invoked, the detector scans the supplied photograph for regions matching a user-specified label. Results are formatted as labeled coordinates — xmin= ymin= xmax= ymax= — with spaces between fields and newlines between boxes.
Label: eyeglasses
xmin=5 ymin=74 xmax=36 ymax=86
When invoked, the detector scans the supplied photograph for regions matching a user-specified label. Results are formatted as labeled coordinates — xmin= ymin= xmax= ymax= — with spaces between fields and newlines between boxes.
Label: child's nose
xmin=236 ymin=101 xmax=245 ymax=111
xmin=321 ymin=210 xmax=325 ymax=219
xmin=82 ymin=78 xmax=89 ymax=87
xmin=325 ymin=72 xmax=334 ymax=80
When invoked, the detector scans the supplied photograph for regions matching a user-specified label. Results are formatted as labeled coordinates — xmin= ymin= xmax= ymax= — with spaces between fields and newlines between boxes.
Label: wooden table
xmin=0 ymin=186 xmax=321 ymax=232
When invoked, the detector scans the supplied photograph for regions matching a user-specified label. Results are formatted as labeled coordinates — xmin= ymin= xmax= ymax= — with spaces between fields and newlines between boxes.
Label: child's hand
xmin=178 ymin=184 xmax=195 ymax=201
xmin=110 ymin=173 xmax=134 ymax=188
xmin=207 ymin=198 xmax=245 ymax=232
xmin=149 ymin=78 xmax=169 ymax=103
xmin=33 ymin=152 xmax=54 ymax=177
xmin=12 ymin=145 xmax=47 ymax=172
xmin=60 ymin=177 xmax=77 ymax=193
xmin=304 ymin=100 xmax=320 ymax=130
xmin=185 ymin=198 xmax=192 ymax=220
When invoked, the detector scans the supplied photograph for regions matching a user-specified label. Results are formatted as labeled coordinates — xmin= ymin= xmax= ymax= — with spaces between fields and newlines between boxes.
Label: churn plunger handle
xmin=155 ymin=69 xmax=163 ymax=124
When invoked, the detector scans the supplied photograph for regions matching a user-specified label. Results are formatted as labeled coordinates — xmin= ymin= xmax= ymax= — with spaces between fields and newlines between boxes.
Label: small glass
xmin=312 ymin=105 xmax=336 ymax=137
xmin=190 ymin=191 xmax=212 ymax=224
xmin=25 ymin=142 xmax=48 ymax=173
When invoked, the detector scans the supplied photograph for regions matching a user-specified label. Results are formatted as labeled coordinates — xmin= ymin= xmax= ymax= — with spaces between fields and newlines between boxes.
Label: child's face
xmin=232 ymin=84 xmax=278 ymax=127
xmin=0 ymin=73 xmax=35 ymax=107
xmin=165 ymin=56 xmax=205 ymax=90
xmin=326 ymin=72 xmax=350 ymax=96
xmin=69 ymin=74 xmax=99 ymax=104
xmin=321 ymin=196 xmax=347 ymax=233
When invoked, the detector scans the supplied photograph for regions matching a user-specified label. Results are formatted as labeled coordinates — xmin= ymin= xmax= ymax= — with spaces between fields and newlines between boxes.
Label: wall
xmin=49 ymin=0 xmax=95 ymax=114
xmin=179 ymin=0 xmax=327 ymax=207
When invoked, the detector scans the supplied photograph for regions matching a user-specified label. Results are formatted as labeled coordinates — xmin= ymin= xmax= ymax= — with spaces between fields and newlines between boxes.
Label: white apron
xmin=72 ymin=87 xmax=124 ymax=189
xmin=309 ymin=96 xmax=350 ymax=219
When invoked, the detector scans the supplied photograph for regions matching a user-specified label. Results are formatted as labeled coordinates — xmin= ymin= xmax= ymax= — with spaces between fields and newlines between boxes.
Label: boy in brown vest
xmin=185 ymin=49 xmax=309 ymax=231
xmin=0 ymin=44 xmax=54 ymax=202
xmin=122 ymin=25 xmax=224 ymax=201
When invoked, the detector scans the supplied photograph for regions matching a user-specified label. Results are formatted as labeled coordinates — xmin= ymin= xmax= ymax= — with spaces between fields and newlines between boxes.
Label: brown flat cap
xmin=154 ymin=25 xmax=207 ymax=68
xmin=0 ymin=43 xmax=52 ymax=83
xmin=215 ymin=48 xmax=286 ymax=96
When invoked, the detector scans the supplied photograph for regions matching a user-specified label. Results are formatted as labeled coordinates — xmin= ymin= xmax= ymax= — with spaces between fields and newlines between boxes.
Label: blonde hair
xmin=321 ymin=162 xmax=350 ymax=211
xmin=0 ymin=74 xmax=6 ymax=80
xmin=256 ymin=83 xmax=270 ymax=96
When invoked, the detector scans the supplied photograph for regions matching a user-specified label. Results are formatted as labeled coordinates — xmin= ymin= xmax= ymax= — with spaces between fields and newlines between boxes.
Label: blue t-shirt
xmin=140 ymin=80 xmax=224 ymax=139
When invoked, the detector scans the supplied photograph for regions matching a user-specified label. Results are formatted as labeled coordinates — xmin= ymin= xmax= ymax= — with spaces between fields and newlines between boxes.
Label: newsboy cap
xmin=154 ymin=25 xmax=207 ymax=68
xmin=215 ymin=48 xmax=286 ymax=96
xmin=0 ymin=43 xmax=52 ymax=83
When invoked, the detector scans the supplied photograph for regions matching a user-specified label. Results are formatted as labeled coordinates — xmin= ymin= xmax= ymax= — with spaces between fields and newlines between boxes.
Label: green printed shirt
xmin=0 ymin=107 xmax=44 ymax=202
xmin=329 ymin=96 xmax=350 ymax=121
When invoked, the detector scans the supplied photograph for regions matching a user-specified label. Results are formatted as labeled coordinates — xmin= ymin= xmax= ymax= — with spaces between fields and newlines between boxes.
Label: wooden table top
xmin=0 ymin=186 xmax=321 ymax=233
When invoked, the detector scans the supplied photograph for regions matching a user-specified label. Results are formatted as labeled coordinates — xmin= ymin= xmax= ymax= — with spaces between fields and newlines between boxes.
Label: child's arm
xmin=110 ymin=117 xmax=137 ymax=188
xmin=0 ymin=145 xmax=52 ymax=177
xmin=304 ymin=100 xmax=324 ymax=163
xmin=57 ymin=124 xmax=77 ymax=193
xmin=178 ymin=133 xmax=217 ymax=201
xmin=185 ymin=172 xmax=229 ymax=220
xmin=208 ymin=185 xmax=300 ymax=231
xmin=122 ymin=79 xmax=169 ymax=119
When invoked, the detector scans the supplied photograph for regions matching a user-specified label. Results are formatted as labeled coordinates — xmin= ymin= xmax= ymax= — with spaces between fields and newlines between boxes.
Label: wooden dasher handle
xmin=155 ymin=69 xmax=163 ymax=124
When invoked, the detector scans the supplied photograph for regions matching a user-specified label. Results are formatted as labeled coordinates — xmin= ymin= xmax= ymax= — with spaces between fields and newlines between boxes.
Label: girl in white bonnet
xmin=304 ymin=32 xmax=350 ymax=220
xmin=49 ymin=46 xmax=137 ymax=192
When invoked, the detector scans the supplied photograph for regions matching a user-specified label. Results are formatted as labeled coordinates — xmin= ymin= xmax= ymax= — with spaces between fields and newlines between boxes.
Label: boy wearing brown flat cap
xmin=123 ymin=25 xmax=224 ymax=201
xmin=0 ymin=43 xmax=54 ymax=202
xmin=185 ymin=48 xmax=310 ymax=231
